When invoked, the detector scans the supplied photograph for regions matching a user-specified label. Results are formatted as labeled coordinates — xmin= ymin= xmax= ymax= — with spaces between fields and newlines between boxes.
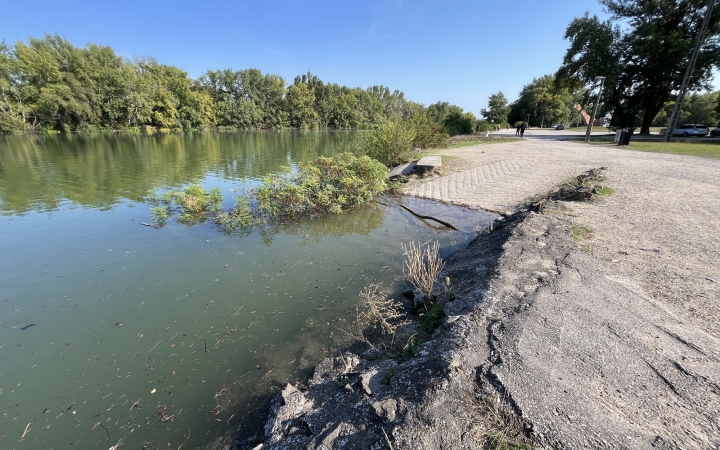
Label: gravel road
xmin=407 ymin=136 xmax=720 ymax=336
xmin=404 ymin=136 xmax=720 ymax=448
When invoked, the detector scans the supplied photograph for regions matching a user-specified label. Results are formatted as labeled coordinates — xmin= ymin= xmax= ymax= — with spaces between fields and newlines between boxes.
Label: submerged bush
xmin=147 ymin=184 xmax=222 ymax=226
xmin=254 ymin=152 xmax=388 ymax=218
xmin=146 ymin=153 xmax=388 ymax=230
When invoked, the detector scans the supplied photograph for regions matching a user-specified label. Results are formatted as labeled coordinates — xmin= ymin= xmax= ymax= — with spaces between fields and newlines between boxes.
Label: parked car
xmin=555 ymin=124 xmax=566 ymax=130
xmin=671 ymin=124 xmax=709 ymax=137
xmin=710 ymin=127 xmax=720 ymax=137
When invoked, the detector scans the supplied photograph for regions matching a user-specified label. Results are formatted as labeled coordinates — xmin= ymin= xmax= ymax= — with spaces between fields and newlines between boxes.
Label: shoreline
xmin=208 ymin=138 xmax=720 ymax=449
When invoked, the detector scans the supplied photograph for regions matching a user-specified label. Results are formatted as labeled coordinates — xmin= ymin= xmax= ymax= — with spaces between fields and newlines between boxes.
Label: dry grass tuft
xmin=467 ymin=391 xmax=532 ymax=450
xmin=341 ymin=284 xmax=410 ymax=351
xmin=360 ymin=284 xmax=409 ymax=337
xmin=402 ymin=240 xmax=445 ymax=301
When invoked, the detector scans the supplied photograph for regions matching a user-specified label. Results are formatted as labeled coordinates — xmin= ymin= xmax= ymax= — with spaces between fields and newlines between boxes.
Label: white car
xmin=671 ymin=124 xmax=709 ymax=137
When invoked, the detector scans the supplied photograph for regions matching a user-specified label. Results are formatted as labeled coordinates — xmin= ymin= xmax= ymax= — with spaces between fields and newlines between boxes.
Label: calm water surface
xmin=0 ymin=132 xmax=484 ymax=449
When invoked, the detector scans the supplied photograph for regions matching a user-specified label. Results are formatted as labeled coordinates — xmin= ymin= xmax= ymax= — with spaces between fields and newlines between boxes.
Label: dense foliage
xmin=0 ymin=35 xmax=475 ymax=134
xmin=254 ymin=153 xmax=388 ymax=218
xmin=360 ymin=121 xmax=417 ymax=167
xmin=346 ymin=115 xmax=449 ymax=167
xmin=652 ymin=90 xmax=719 ymax=126
xmin=509 ymin=75 xmax=581 ymax=128
xmin=556 ymin=1 xmax=720 ymax=134
xmin=147 ymin=153 xmax=389 ymax=230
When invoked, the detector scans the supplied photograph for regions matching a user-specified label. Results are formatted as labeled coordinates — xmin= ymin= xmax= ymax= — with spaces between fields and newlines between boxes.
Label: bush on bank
xmin=350 ymin=115 xmax=449 ymax=167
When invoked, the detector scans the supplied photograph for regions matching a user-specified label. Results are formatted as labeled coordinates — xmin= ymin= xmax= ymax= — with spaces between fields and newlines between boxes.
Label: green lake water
xmin=0 ymin=132 xmax=493 ymax=449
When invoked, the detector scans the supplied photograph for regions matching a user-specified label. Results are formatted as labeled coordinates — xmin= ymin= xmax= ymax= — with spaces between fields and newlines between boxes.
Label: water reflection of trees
xmin=0 ymin=131 xmax=358 ymax=214
xmin=249 ymin=202 xmax=386 ymax=246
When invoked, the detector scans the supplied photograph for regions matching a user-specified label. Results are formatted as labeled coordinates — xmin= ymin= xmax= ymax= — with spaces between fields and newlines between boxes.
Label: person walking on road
xmin=520 ymin=121 xmax=527 ymax=137
xmin=516 ymin=124 xmax=521 ymax=136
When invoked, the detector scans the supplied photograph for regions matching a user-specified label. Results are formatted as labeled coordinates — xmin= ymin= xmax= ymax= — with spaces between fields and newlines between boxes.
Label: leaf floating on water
xmin=151 ymin=388 xmax=156 ymax=394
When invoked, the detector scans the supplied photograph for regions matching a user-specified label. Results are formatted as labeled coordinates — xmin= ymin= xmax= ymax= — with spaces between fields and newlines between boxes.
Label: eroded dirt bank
xmin=221 ymin=139 xmax=720 ymax=449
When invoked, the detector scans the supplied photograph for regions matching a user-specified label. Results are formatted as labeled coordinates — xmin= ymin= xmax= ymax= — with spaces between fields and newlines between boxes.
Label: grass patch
xmin=446 ymin=137 xmax=520 ymax=149
xmin=468 ymin=391 xmax=533 ymax=450
xmin=486 ymin=435 xmax=533 ymax=450
xmin=595 ymin=186 xmax=615 ymax=195
xmin=571 ymin=224 xmax=593 ymax=241
xmin=397 ymin=344 xmax=416 ymax=363
xmin=571 ymin=223 xmax=594 ymax=253
xmin=593 ymin=186 xmax=615 ymax=201
xmin=565 ymin=126 xmax=613 ymax=133
xmin=397 ymin=336 xmax=428 ymax=363
xmin=543 ymin=206 xmax=578 ymax=217
xmin=418 ymin=302 xmax=445 ymax=334
xmin=624 ymin=141 xmax=720 ymax=158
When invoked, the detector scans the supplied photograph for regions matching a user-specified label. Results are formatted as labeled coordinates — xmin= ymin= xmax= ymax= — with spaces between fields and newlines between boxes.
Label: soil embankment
xmin=234 ymin=139 xmax=720 ymax=449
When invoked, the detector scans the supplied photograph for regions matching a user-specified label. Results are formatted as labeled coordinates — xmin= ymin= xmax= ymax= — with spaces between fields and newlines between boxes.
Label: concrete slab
xmin=417 ymin=155 xmax=441 ymax=171
xmin=388 ymin=161 xmax=417 ymax=179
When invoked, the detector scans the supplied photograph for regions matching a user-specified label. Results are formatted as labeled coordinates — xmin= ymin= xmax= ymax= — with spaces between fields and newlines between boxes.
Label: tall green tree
xmin=655 ymin=91 xmax=718 ymax=126
xmin=510 ymin=75 xmax=573 ymax=127
xmin=425 ymin=101 xmax=463 ymax=126
xmin=442 ymin=111 xmax=477 ymax=135
xmin=480 ymin=91 xmax=511 ymax=126
xmin=557 ymin=1 xmax=720 ymax=134
xmin=286 ymin=76 xmax=318 ymax=128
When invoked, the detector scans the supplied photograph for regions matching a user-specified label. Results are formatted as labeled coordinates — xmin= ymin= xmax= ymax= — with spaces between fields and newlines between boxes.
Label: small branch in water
xmin=386 ymin=200 xmax=458 ymax=230
xmin=90 ymin=422 xmax=110 ymax=445
xmin=177 ymin=430 xmax=191 ymax=450
xmin=129 ymin=399 xmax=141 ymax=413
xmin=148 ymin=340 xmax=163 ymax=352
xmin=109 ymin=436 xmax=125 ymax=450
xmin=21 ymin=423 xmax=31 ymax=440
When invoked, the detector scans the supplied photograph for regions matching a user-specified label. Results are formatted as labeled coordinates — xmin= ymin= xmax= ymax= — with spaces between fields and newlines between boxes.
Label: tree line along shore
xmin=0 ymin=35 xmax=483 ymax=134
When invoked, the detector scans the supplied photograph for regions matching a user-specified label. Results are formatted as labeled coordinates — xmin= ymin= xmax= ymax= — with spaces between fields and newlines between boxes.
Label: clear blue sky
xmin=1 ymin=0 xmax=615 ymax=114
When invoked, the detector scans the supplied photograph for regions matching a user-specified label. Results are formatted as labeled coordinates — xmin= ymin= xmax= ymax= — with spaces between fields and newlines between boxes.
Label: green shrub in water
xmin=147 ymin=154 xmax=388 ymax=230
xmin=253 ymin=153 xmax=388 ymax=219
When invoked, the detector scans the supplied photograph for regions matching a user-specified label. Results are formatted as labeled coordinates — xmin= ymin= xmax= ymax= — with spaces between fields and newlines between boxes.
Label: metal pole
xmin=585 ymin=77 xmax=605 ymax=143
xmin=663 ymin=0 xmax=715 ymax=142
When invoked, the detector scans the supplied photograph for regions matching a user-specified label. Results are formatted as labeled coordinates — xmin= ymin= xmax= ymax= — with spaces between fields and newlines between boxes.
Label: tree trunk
xmin=640 ymin=111 xmax=653 ymax=135
xmin=640 ymin=103 xmax=664 ymax=135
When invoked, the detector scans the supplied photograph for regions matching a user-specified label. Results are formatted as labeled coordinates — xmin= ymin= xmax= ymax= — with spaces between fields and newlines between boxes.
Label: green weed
xmin=419 ymin=302 xmax=444 ymax=334
xmin=486 ymin=434 xmax=533 ymax=450
xmin=571 ymin=224 xmax=593 ymax=241
xmin=594 ymin=186 xmax=615 ymax=198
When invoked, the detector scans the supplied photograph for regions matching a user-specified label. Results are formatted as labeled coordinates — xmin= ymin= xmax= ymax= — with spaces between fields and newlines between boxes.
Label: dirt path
xmin=403 ymin=138 xmax=720 ymax=448
xmin=407 ymin=138 xmax=720 ymax=336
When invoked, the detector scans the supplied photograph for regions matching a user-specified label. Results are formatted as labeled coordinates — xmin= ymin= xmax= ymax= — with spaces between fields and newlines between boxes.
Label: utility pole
xmin=663 ymin=0 xmax=715 ymax=142
xmin=585 ymin=76 xmax=606 ymax=143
